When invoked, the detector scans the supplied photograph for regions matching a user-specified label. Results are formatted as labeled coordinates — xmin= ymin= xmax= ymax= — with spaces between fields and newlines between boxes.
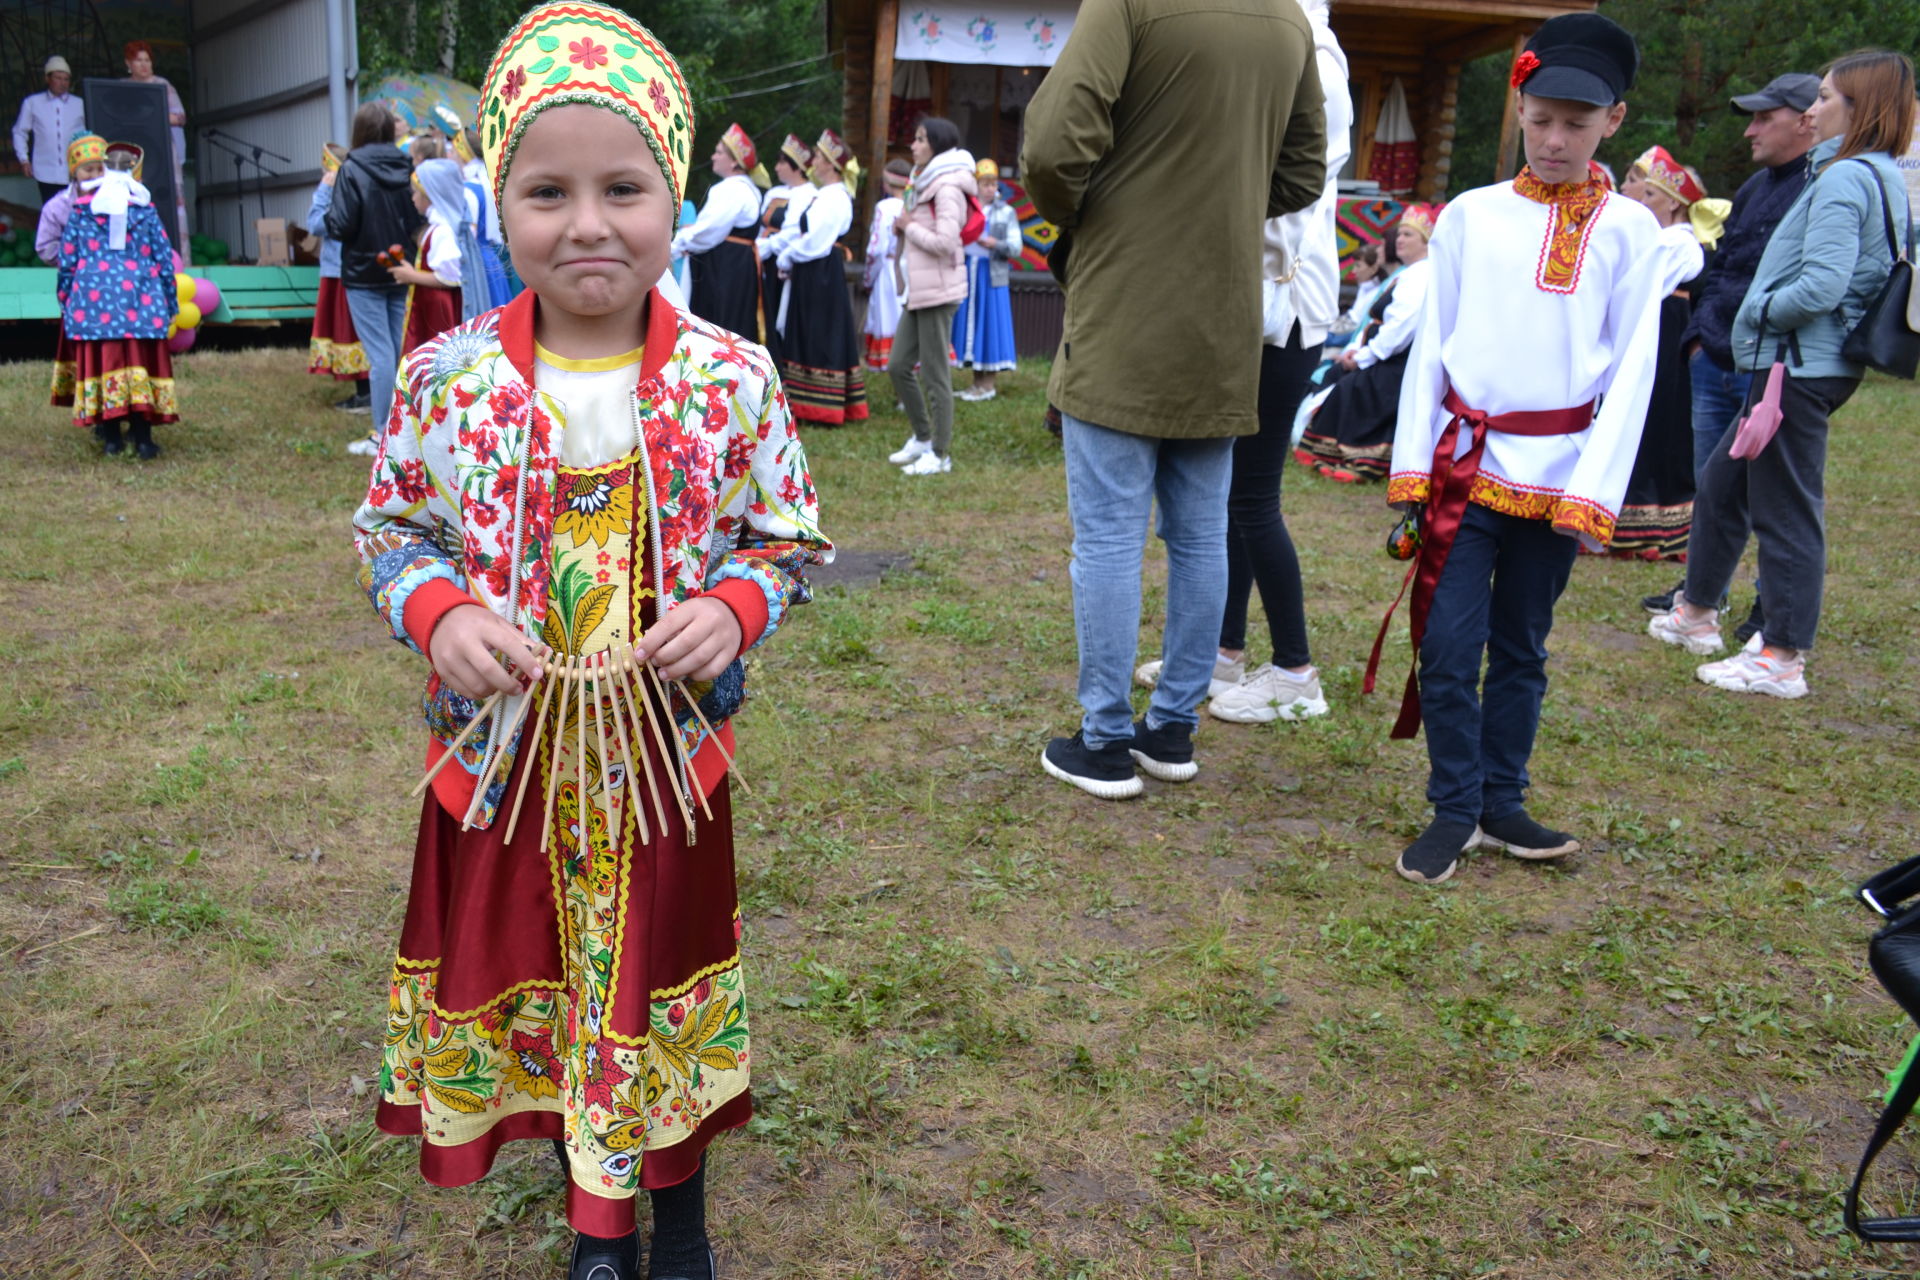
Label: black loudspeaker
xmin=79 ymin=79 xmax=180 ymax=250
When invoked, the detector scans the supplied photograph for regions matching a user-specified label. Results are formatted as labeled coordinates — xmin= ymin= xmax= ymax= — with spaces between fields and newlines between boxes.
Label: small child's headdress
xmin=67 ymin=131 xmax=105 ymax=176
xmin=1510 ymin=13 xmax=1638 ymax=107
xmin=478 ymin=1 xmax=693 ymax=208
xmin=720 ymin=123 xmax=770 ymax=188
xmin=105 ymin=141 xmax=144 ymax=182
xmin=321 ymin=141 xmax=348 ymax=172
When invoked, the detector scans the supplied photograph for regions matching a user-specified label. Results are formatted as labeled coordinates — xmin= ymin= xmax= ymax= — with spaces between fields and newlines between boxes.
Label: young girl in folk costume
xmin=1296 ymin=205 xmax=1436 ymax=481
xmin=671 ymin=123 xmax=769 ymax=343
xmin=353 ymin=5 xmax=828 ymax=1278
xmin=755 ymin=135 xmax=814 ymax=367
xmin=861 ymin=158 xmax=910 ymax=371
xmin=951 ymin=157 xmax=1021 ymax=401
xmin=389 ymin=158 xmax=481 ymax=353
xmin=307 ymin=142 xmax=373 ymax=407
xmin=52 ymin=135 xmax=179 ymax=459
xmin=1372 ymin=13 xmax=1665 ymax=885
xmin=772 ymin=129 xmax=869 ymax=426
xmin=1609 ymin=145 xmax=1729 ymax=560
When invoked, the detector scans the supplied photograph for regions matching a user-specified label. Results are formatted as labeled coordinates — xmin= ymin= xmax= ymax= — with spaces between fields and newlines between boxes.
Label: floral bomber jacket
xmin=353 ymin=288 xmax=832 ymax=827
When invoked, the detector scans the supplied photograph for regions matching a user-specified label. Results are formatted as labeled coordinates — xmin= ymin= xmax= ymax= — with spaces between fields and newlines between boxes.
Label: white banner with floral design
xmin=894 ymin=5 xmax=1076 ymax=67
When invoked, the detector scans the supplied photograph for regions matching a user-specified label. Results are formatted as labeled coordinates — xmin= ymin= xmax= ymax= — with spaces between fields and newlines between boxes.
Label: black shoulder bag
xmin=1846 ymin=856 xmax=1920 ymax=1240
xmin=1840 ymin=159 xmax=1919 ymax=380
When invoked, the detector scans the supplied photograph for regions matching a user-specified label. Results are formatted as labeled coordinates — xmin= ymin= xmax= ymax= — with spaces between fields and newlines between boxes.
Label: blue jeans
xmin=1689 ymin=349 xmax=1753 ymax=481
xmin=345 ymin=285 xmax=410 ymax=432
xmin=1061 ymin=414 xmax=1235 ymax=747
xmin=1418 ymin=504 xmax=1578 ymax=825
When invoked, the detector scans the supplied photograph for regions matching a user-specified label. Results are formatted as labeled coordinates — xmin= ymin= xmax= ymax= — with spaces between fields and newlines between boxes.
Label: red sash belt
xmin=1363 ymin=388 xmax=1596 ymax=740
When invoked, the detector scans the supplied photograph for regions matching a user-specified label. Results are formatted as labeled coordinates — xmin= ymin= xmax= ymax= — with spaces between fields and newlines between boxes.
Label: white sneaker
xmin=346 ymin=436 xmax=379 ymax=456
xmin=888 ymin=436 xmax=932 ymax=465
xmin=958 ymin=386 xmax=997 ymax=402
xmin=901 ymin=452 xmax=951 ymax=476
xmin=1647 ymin=602 xmax=1724 ymax=655
xmin=1134 ymin=653 xmax=1245 ymax=696
xmin=1696 ymin=645 xmax=1808 ymax=698
xmin=1207 ymin=664 xmax=1330 ymax=723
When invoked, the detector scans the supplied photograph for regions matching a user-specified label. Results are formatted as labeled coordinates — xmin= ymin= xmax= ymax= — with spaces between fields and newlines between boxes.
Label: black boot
xmin=648 ymin=1158 xmax=714 ymax=1280
xmin=127 ymin=416 xmax=159 ymax=460
xmin=94 ymin=420 xmax=125 ymax=455
xmin=570 ymin=1230 xmax=642 ymax=1280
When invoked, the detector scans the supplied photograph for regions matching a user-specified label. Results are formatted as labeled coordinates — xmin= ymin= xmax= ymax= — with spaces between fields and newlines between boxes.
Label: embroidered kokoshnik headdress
xmin=479 ymin=1 xmax=694 ymax=209
xmin=1630 ymin=144 xmax=1733 ymax=247
xmin=721 ymin=122 xmax=770 ymax=189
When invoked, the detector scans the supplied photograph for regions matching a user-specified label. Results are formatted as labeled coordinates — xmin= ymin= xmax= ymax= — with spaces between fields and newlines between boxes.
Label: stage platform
xmin=0 ymin=265 xmax=319 ymax=324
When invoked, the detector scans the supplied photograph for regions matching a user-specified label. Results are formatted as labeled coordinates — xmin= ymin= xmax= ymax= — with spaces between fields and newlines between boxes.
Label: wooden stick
xmin=463 ymin=669 xmax=541 ymax=830
xmin=618 ymin=647 xmax=674 ymax=841
xmin=575 ymin=650 xmax=589 ymax=861
xmin=621 ymin=648 xmax=693 ymax=825
xmin=411 ymin=690 xmax=503 ymax=797
xmin=643 ymin=659 xmax=714 ymax=823
xmin=599 ymin=645 xmax=652 ymax=844
xmin=504 ymin=650 xmax=562 ymax=843
xmin=540 ymin=656 xmax=575 ymax=854
xmin=588 ymin=649 xmax=617 ymax=836
xmin=672 ymin=677 xmax=751 ymax=796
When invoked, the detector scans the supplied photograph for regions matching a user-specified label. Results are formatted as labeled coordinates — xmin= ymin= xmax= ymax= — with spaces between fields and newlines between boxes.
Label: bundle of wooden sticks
xmin=409 ymin=642 xmax=745 ymax=853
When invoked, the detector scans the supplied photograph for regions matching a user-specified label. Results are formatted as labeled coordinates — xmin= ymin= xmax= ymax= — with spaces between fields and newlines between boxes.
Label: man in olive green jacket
xmin=1026 ymin=0 xmax=1326 ymax=799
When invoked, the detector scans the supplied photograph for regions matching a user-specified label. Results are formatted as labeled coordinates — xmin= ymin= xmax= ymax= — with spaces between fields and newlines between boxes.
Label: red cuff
xmin=403 ymin=578 xmax=480 ymax=654
xmin=705 ymin=579 xmax=770 ymax=656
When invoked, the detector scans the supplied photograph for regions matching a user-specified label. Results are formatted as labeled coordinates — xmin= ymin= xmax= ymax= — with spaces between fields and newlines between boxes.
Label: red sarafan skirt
xmin=50 ymin=332 xmax=178 ymax=428
xmin=309 ymin=276 xmax=368 ymax=380
xmin=402 ymin=282 xmax=461 ymax=357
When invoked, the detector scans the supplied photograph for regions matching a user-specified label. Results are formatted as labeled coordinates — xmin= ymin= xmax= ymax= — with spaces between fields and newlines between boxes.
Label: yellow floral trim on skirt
xmin=55 ymin=365 xmax=179 ymax=426
xmin=310 ymin=335 xmax=370 ymax=378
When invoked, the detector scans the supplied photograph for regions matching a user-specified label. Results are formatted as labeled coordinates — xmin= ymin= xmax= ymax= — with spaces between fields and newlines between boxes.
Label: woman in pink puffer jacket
xmin=884 ymin=117 xmax=977 ymax=476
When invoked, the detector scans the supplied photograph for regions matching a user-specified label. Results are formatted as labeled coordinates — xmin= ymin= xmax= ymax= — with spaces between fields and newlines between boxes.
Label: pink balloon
xmin=192 ymin=276 xmax=222 ymax=314
xmin=171 ymin=249 xmax=183 ymax=272
xmin=167 ymin=326 xmax=197 ymax=354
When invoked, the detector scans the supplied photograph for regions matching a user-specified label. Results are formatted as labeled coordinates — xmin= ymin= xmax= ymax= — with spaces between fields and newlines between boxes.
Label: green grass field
xmin=2 ymin=344 xmax=1918 ymax=1278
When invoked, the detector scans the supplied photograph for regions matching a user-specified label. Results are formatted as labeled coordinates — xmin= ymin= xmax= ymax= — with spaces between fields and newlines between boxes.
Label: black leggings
xmin=1220 ymin=332 xmax=1319 ymax=668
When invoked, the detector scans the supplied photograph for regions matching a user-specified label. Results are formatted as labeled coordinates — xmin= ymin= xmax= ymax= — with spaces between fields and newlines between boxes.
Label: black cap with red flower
xmin=1510 ymin=13 xmax=1639 ymax=107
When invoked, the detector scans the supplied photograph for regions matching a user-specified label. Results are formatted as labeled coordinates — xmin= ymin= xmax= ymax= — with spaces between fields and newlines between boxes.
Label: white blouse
xmin=671 ymin=173 xmax=762 ymax=258
xmin=1355 ymin=257 xmax=1430 ymax=368
xmin=535 ymin=343 xmax=644 ymax=469
xmin=778 ymin=183 xmax=852 ymax=271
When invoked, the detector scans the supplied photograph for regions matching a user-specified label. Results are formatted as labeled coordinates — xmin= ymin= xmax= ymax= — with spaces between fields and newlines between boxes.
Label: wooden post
xmin=931 ymin=62 xmax=949 ymax=119
xmin=1494 ymin=31 xmax=1525 ymax=182
xmin=990 ymin=64 xmax=1004 ymax=167
xmin=865 ymin=0 xmax=899 ymax=244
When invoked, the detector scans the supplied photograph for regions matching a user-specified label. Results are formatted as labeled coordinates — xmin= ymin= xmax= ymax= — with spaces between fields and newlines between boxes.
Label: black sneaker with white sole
xmin=1129 ymin=717 xmax=1198 ymax=782
xmin=1640 ymin=577 xmax=1683 ymax=615
xmin=1041 ymin=732 xmax=1142 ymax=800
xmin=1476 ymin=810 xmax=1578 ymax=860
xmin=1732 ymin=600 xmax=1765 ymax=647
xmin=1395 ymin=819 xmax=1480 ymax=885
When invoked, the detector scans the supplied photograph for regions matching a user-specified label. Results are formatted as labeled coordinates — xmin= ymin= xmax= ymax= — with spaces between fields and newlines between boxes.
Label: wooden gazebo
xmin=828 ymin=0 xmax=1597 ymax=219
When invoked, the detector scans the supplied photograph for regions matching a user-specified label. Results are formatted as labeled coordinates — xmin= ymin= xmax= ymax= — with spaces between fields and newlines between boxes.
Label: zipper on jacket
xmin=629 ymin=387 xmax=696 ymax=844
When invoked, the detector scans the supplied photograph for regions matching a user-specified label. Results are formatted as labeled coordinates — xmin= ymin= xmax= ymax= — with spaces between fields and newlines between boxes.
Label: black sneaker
xmin=1395 ymin=819 xmax=1479 ymax=885
xmin=1732 ymin=600 xmax=1765 ymax=647
xmin=94 ymin=422 xmax=125 ymax=455
xmin=1640 ymin=577 xmax=1684 ymax=615
xmin=649 ymin=1247 xmax=715 ymax=1280
xmin=571 ymin=1230 xmax=642 ymax=1280
xmin=1130 ymin=717 xmax=1198 ymax=783
xmin=1476 ymin=810 xmax=1578 ymax=860
xmin=333 ymin=391 xmax=372 ymax=413
xmin=1041 ymin=732 xmax=1142 ymax=800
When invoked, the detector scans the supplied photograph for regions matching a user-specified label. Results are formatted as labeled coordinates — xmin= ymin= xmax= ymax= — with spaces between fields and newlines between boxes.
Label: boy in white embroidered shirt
xmin=1373 ymin=12 xmax=1665 ymax=886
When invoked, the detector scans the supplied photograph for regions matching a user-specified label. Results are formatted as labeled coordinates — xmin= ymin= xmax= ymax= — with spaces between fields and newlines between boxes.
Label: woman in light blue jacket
xmin=1651 ymin=50 xmax=1913 ymax=699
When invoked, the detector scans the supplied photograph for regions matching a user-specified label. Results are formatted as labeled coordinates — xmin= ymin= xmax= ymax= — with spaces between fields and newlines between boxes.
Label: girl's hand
xmin=635 ymin=598 xmax=741 ymax=681
xmin=430 ymin=604 xmax=545 ymax=699
xmin=893 ymin=213 xmax=909 ymax=233
xmin=980 ymin=236 xmax=998 ymax=250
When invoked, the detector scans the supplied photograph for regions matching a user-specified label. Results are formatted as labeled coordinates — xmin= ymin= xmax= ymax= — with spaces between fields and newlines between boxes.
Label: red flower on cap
xmin=1510 ymin=51 xmax=1540 ymax=89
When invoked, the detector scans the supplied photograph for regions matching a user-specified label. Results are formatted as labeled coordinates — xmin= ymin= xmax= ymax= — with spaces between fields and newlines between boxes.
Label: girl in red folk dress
xmin=389 ymin=159 xmax=467 ymax=355
xmin=52 ymin=141 xmax=179 ymax=458
xmin=352 ymin=6 xmax=828 ymax=1279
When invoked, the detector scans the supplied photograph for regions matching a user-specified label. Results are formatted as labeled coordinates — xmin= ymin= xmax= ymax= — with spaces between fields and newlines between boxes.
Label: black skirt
xmin=1612 ymin=293 xmax=1696 ymax=559
xmin=686 ymin=235 xmax=765 ymax=345
xmin=779 ymin=242 xmax=868 ymax=426
xmin=1298 ymin=349 xmax=1410 ymax=479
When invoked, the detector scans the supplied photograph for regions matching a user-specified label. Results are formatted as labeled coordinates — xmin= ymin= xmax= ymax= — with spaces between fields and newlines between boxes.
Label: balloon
xmin=191 ymin=277 xmax=222 ymax=314
xmin=167 ymin=326 xmax=197 ymax=354
xmin=173 ymin=272 xmax=194 ymax=300
xmin=171 ymin=249 xmax=183 ymax=271
xmin=175 ymin=301 xmax=203 ymax=331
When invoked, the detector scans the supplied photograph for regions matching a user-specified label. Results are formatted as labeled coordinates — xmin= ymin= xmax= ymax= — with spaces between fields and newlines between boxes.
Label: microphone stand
xmin=201 ymin=129 xmax=290 ymax=262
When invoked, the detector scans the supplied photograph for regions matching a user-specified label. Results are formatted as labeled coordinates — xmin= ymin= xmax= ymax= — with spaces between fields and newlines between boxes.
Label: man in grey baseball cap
xmin=1643 ymin=70 xmax=1820 ymax=635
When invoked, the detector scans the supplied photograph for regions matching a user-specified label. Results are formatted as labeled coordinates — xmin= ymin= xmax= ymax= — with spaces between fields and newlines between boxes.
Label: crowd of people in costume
xmin=31 ymin=0 xmax=1917 ymax=1272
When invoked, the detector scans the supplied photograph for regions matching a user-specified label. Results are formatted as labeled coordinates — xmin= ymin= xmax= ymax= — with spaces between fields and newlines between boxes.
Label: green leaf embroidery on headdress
xmin=613 ymin=43 xmax=636 ymax=58
xmin=544 ymin=66 xmax=571 ymax=86
xmin=536 ymin=35 xmax=559 ymax=52
xmin=528 ymin=56 xmax=554 ymax=74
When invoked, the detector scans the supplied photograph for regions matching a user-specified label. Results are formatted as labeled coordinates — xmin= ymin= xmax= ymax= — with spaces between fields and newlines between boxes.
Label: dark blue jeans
xmin=1689 ymin=349 xmax=1753 ymax=481
xmin=1418 ymin=503 xmax=1578 ymax=825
